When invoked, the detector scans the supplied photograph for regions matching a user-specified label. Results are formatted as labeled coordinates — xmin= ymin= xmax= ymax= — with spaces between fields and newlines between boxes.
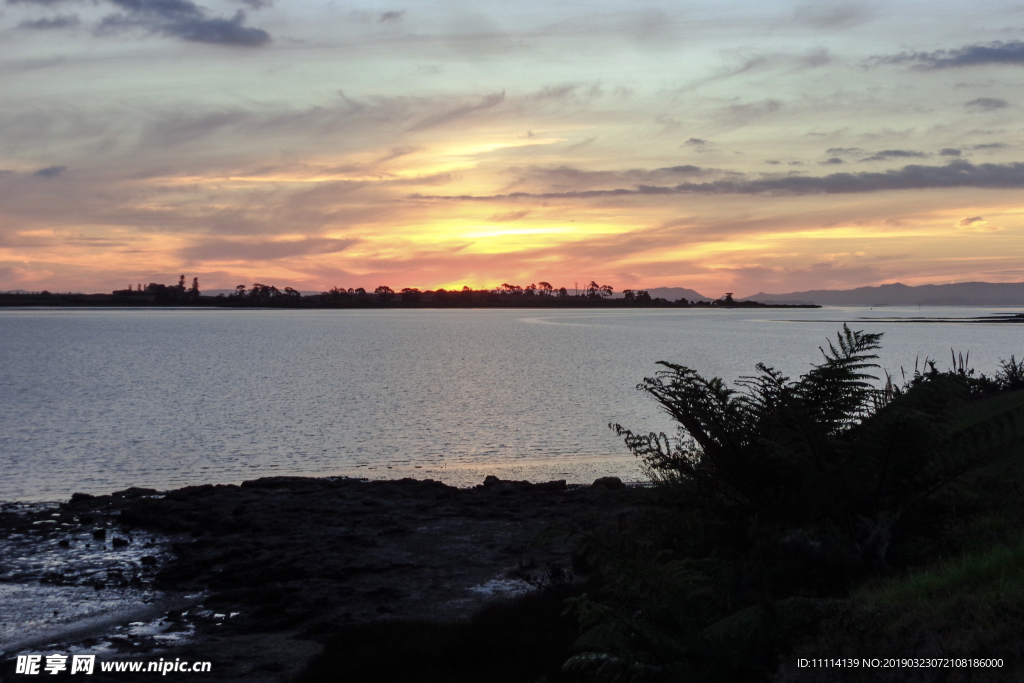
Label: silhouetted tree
xmin=375 ymin=285 xmax=395 ymax=302
xmin=538 ymin=282 xmax=553 ymax=296
xmin=249 ymin=283 xmax=280 ymax=302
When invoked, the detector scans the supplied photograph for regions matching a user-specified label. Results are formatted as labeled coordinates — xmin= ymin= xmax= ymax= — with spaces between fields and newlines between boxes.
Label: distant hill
xmin=744 ymin=282 xmax=1024 ymax=306
xmin=203 ymin=288 xmax=320 ymax=297
xmin=614 ymin=287 xmax=713 ymax=301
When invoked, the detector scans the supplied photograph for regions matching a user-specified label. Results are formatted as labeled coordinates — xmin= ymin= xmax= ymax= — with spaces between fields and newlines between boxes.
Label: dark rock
xmin=31 ymin=473 xmax=642 ymax=681
xmin=112 ymin=537 xmax=130 ymax=548
xmin=592 ymin=476 xmax=625 ymax=490
xmin=70 ymin=492 xmax=95 ymax=502
xmin=58 ymin=539 xmax=70 ymax=548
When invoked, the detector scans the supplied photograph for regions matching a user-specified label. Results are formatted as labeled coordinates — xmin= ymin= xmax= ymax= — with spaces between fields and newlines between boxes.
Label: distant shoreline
xmin=0 ymin=291 xmax=820 ymax=309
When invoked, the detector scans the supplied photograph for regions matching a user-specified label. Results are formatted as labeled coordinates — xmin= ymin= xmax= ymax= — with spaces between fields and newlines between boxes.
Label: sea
xmin=2 ymin=306 xmax=1022 ymax=502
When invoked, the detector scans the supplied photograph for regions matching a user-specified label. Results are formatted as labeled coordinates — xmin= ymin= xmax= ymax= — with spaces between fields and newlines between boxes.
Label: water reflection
xmin=1 ymin=307 xmax=1020 ymax=501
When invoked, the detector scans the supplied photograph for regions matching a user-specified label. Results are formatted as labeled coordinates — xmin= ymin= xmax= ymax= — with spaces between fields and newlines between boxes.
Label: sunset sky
xmin=1 ymin=0 xmax=1023 ymax=296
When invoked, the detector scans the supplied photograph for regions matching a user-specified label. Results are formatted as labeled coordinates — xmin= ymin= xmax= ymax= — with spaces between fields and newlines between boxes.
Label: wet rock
xmin=12 ymin=474 xmax=645 ymax=682
xmin=112 ymin=487 xmax=160 ymax=499
xmin=112 ymin=537 xmax=130 ymax=548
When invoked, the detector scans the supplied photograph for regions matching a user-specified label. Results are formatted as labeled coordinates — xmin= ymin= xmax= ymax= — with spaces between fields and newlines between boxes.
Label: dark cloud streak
xmin=99 ymin=4 xmax=270 ymax=46
xmin=859 ymin=149 xmax=927 ymax=162
xmin=17 ymin=14 xmax=79 ymax=29
xmin=34 ymin=165 xmax=66 ymax=178
xmin=876 ymin=40 xmax=1024 ymax=69
xmin=965 ymin=97 xmax=1010 ymax=111
xmin=413 ymin=160 xmax=1024 ymax=200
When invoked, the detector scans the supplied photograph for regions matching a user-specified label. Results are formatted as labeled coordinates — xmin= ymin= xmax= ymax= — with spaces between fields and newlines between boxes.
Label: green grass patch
xmin=855 ymin=536 xmax=1024 ymax=615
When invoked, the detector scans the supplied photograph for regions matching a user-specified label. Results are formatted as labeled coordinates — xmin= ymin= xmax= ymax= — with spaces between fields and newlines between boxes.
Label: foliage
xmin=566 ymin=326 xmax=1024 ymax=682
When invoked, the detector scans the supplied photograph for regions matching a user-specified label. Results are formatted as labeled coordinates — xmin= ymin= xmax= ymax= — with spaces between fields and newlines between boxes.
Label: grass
xmin=855 ymin=537 xmax=1024 ymax=615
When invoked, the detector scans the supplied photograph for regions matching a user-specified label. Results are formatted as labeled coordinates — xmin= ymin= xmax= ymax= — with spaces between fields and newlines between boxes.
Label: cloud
xmin=487 ymin=211 xmax=529 ymax=222
xmin=661 ymin=165 xmax=702 ymax=174
xmin=413 ymin=160 xmax=1024 ymax=200
xmin=972 ymin=143 xmax=1007 ymax=150
xmin=379 ymin=10 xmax=404 ymax=22
xmin=956 ymin=216 xmax=999 ymax=232
xmin=965 ymin=97 xmax=1010 ymax=111
xmin=826 ymin=147 xmax=863 ymax=156
xmin=819 ymin=157 xmax=844 ymax=165
xmin=408 ymin=91 xmax=505 ymax=131
xmin=140 ymin=108 xmax=250 ymax=147
xmin=493 ymin=164 xmax=708 ymax=195
xmin=180 ymin=237 xmax=358 ymax=263
xmin=793 ymin=1 xmax=875 ymax=29
xmin=723 ymin=48 xmax=833 ymax=78
xmin=17 ymin=14 xmax=80 ymax=29
xmin=684 ymin=138 xmax=707 ymax=146
xmin=876 ymin=40 xmax=1024 ymax=69
xmin=859 ymin=149 xmax=927 ymax=162
xmin=97 ymin=0 xmax=271 ymax=46
xmin=725 ymin=99 xmax=782 ymax=122
xmin=939 ymin=148 xmax=961 ymax=156
xmin=33 ymin=165 xmax=66 ymax=178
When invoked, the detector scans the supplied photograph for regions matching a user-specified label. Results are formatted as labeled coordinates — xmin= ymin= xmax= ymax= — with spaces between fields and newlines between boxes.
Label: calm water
xmin=1 ymin=306 xmax=1021 ymax=501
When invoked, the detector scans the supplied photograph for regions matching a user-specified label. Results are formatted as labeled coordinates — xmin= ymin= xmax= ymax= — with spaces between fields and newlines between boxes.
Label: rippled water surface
xmin=2 ymin=307 xmax=1021 ymax=501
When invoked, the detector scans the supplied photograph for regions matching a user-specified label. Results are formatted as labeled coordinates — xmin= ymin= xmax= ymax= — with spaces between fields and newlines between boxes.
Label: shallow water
xmin=1 ymin=306 xmax=1021 ymax=501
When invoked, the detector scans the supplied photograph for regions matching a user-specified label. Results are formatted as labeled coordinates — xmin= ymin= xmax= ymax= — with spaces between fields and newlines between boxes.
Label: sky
xmin=1 ymin=0 xmax=1023 ymax=297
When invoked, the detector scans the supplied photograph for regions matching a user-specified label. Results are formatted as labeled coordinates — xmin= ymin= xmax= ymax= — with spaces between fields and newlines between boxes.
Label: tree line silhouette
xmin=3 ymin=276 xmax=817 ymax=308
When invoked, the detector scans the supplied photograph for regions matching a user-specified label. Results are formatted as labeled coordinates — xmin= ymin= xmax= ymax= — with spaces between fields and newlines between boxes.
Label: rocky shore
xmin=1 ymin=475 xmax=640 ymax=681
